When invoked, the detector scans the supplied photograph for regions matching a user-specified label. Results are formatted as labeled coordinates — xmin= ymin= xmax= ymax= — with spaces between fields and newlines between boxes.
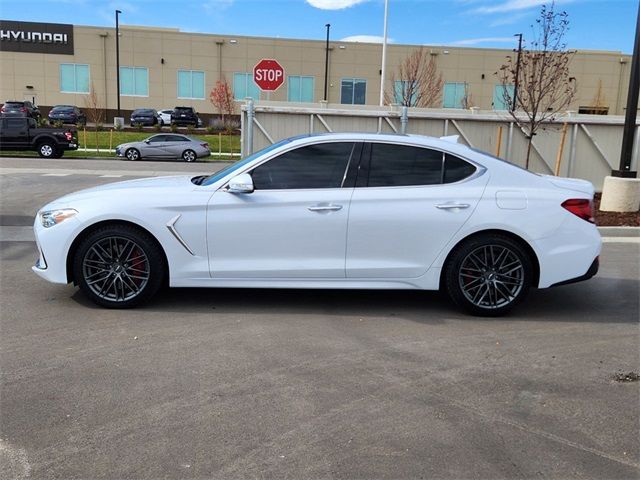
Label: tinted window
xmin=368 ymin=143 xmax=443 ymax=187
xmin=6 ymin=118 xmax=25 ymax=129
xmin=252 ymin=142 xmax=355 ymax=190
xmin=147 ymin=135 xmax=167 ymax=143
xmin=166 ymin=135 xmax=188 ymax=142
xmin=133 ymin=109 xmax=154 ymax=115
xmin=444 ymin=154 xmax=477 ymax=183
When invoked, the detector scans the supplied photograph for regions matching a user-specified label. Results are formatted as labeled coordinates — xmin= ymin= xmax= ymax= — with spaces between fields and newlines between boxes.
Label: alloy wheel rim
xmin=184 ymin=151 xmax=195 ymax=162
xmin=41 ymin=145 xmax=53 ymax=156
xmin=82 ymin=236 xmax=150 ymax=302
xmin=458 ymin=244 xmax=524 ymax=309
xmin=127 ymin=150 xmax=138 ymax=160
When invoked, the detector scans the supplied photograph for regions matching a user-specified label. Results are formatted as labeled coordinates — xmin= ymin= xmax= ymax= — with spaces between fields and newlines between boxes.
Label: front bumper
xmin=31 ymin=215 xmax=81 ymax=284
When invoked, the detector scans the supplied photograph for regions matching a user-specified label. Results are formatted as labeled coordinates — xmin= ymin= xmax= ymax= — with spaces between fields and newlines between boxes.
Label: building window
xmin=341 ymin=78 xmax=366 ymax=105
xmin=578 ymin=106 xmax=609 ymax=115
xmin=288 ymin=76 xmax=314 ymax=102
xmin=493 ymin=84 xmax=514 ymax=111
xmin=443 ymin=82 xmax=467 ymax=109
xmin=393 ymin=80 xmax=418 ymax=106
xmin=60 ymin=64 xmax=90 ymax=93
xmin=177 ymin=70 xmax=205 ymax=99
xmin=233 ymin=73 xmax=260 ymax=100
xmin=120 ymin=67 xmax=149 ymax=96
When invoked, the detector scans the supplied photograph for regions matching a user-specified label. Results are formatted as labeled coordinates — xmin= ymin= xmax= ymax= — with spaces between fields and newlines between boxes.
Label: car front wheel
xmin=125 ymin=148 xmax=140 ymax=161
xmin=73 ymin=224 xmax=165 ymax=308
xmin=182 ymin=149 xmax=196 ymax=162
xmin=443 ymin=234 xmax=533 ymax=316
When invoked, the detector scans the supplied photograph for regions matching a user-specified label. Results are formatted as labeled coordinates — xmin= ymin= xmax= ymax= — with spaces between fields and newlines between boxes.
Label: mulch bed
xmin=594 ymin=193 xmax=640 ymax=227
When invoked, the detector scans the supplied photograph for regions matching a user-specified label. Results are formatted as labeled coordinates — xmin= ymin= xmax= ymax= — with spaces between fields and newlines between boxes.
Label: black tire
xmin=73 ymin=224 xmax=166 ymax=308
xmin=52 ymin=149 xmax=64 ymax=158
xmin=37 ymin=141 xmax=56 ymax=158
xmin=125 ymin=148 xmax=140 ymax=161
xmin=443 ymin=234 xmax=533 ymax=316
xmin=182 ymin=149 xmax=196 ymax=162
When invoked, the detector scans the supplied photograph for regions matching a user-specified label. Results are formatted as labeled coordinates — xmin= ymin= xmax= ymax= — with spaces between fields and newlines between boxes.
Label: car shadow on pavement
xmin=69 ymin=276 xmax=639 ymax=324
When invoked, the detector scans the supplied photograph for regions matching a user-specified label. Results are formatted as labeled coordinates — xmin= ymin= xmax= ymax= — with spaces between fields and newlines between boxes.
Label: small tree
xmin=209 ymin=78 xmax=235 ymax=129
xmin=84 ymin=83 xmax=104 ymax=152
xmin=386 ymin=48 xmax=443 ymax=108
xmin=497 ymin=2 xmax=576 ymax=169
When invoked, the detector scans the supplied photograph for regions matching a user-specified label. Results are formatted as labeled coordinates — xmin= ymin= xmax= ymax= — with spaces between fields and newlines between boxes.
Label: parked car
xmin=0 ymin=116 xmax=78 ymax=158
xmin=171 ymin=106 xmax=198 ymax=126
xmin=130 ymin=108 xmax=163 ymax=126
xmin=32 ymin=133 xmax=601 ymax=313
xmin=158 ymin=109 xmax=173 ymax=125
xmin=1 ymin=100 xmax=41 ymax=120
xmin=48 ymin=105 xmax=86 ymax=125
xmin=115 ymin=133 xmax=210 ymax=162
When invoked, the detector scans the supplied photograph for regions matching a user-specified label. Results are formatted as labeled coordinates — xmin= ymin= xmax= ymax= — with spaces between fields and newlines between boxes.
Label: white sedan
xmin=32 ymin=133 xmax=601 ymax=316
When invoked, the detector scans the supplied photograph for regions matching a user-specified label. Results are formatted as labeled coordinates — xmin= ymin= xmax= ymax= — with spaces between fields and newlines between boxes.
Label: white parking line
xmin=99 ymin=175 xmax=123 ymax=178
xmin=41 ymin=173 xmax=71 ymax=177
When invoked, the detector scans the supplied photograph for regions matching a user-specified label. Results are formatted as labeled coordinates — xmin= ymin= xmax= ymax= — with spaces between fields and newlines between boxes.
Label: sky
xmin=0 ymin=0 xmax=637 ymax=53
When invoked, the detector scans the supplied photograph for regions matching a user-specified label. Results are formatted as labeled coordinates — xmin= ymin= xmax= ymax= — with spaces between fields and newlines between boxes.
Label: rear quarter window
xmin=444 ymin=154 xmax=477 ymax=183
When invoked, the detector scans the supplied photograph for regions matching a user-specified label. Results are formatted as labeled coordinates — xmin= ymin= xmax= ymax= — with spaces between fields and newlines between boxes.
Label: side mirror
xmin=144 ymin=139 xmax=150 ymax=144
xmin=228 ymin=173 xmax=254 ymax=194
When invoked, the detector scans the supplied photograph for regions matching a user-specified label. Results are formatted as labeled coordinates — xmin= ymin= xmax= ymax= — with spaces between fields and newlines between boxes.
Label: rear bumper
xmin=550 ymin=256 xmax=599 ymax=287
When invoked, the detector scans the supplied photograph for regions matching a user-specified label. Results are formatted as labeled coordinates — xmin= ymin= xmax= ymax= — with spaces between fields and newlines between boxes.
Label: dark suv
xmin=1 ymin=100 xmax=41 ymax=120
xmin=171 ymin=106 xmax=199 ymax=126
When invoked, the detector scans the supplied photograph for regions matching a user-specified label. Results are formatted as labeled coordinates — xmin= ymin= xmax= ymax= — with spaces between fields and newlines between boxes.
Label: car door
xmin=1 ymin=118 xmax=29 ymax=148
xmin=206 ymin=141 xmax=361 ymax=278
xmin=346 ymin=142 xmax=488 ymax=278
xmin=140 ymin=135 xmax=170 ymax=158
xmin=163 ymin=135 xmax=190 ymax=158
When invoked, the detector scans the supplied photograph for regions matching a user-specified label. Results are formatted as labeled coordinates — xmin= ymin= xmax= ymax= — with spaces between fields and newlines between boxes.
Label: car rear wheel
xmin=182 ymin=149 xmax=196 ymax=162
xmin=443 ymin=234 xmax=533 ymax=316
xmin=73 ymin=225 xmax=165 ymax=308
xmin=125 ymin=148 xmax=140 ymax=161
xmin=37 ymin=141 xmax=56 ymax=158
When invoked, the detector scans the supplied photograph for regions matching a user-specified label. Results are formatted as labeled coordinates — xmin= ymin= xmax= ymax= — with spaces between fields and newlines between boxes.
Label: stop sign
xmin=253 ymin=59 xmax=285 ymax=92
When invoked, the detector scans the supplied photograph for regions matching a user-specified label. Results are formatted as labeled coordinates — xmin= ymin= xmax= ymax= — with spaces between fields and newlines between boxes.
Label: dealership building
xmin=0 ymin=19 xmax=634 ymax=121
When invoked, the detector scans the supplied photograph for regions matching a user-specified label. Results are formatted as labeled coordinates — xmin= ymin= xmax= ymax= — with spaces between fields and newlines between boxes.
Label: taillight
xmin=0 ymin=106 xmax=5 ymax=112
xmin=21 ymin=107 xmax=27 ymax=112
xmin=562 ymin=198 xmax=595 ymax=224
xmin=64 ymin=132 xmax=73 ymax=141
xmin=201 ymin=143 xmax=209 ymax=148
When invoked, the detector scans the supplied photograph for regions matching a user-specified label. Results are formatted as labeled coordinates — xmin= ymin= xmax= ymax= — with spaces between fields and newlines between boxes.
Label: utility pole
xmin=115 ymin=9 xmax=122 ymax=118
xmin=512 ymin=33 xmax=523 ymax=112
xmin=379 ymin=0 xmax=389 ymax=106
xmin=323 ymin=24 xmax=330 ymax=102
xmin=614 ymin=2 xmax=639 ymax=178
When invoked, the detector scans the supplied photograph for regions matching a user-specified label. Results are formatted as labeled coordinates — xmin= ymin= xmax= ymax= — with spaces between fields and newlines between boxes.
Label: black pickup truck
xmin=0 ymin=116 xmax=78 ymax=158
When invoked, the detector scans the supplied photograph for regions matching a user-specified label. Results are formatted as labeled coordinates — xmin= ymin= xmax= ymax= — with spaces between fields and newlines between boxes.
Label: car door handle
xmin=308 ymin=204 xmax=343 ymax=212
xmin=435 ymin=203 xmax=470 ymax=210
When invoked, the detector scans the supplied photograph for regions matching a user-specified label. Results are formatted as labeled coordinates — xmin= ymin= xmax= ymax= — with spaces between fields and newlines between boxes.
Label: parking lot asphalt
xmin=1 ymin=156 xmax=639 ymax=479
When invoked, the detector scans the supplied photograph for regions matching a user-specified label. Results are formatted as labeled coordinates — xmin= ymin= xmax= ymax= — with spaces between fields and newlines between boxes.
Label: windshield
xmin=201 ymin=139 xmax=292 ymax=186
xmin=133 ymin=109 xmax=154 ymax=115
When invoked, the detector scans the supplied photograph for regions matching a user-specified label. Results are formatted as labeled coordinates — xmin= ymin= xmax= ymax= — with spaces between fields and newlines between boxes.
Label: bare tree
xmin=461 ymin=83 xmax=476 ymax=109
xmin=83 ymin=83 xmax=104 ymax=152
xmin=497 ymin=2 xmax=576 ymax=169
xmin=209 ymin=78 xmax=236 ymax=129
xmin=386 ymin=48 xmax=443 ymax=108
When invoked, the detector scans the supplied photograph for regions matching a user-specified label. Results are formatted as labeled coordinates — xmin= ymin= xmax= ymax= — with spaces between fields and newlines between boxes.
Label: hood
xmin=47 ymin=175 xmax=196 ymax=206
xmin=542 ymin=175 xmax=594 ymax=196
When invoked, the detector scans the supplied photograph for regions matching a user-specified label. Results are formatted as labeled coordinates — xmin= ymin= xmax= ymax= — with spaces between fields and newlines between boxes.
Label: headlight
xmin=40 ymin=208 xmax=78 ymax=228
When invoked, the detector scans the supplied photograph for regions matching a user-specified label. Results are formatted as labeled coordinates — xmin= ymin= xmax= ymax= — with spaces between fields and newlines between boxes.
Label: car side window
xmin=444 ymin=154 xmax=477 ymax=183
xmin=166 ymin=135 xmax=188 ymax=142
xmin=251 ymin=142 xmax=355 ymax=190
xmin=368 ymin=143 xmax=443 ymax=187
xmin=148 ymin=135 xmax=166 ymax=143
xmin=7 ymin=118 xmax=25 ymax=129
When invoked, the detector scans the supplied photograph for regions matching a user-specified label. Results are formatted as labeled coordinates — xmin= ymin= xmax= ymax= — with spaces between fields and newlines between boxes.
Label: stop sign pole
xmin=253 ymin=59 xmax=285 ymax=96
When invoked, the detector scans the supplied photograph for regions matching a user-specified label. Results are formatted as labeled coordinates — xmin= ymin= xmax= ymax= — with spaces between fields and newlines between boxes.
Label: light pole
xmin=115 ymin=9 xmax=122 ymax=118
xmin=614 ymin=2 xmax=639 ymax=178
xmin=324 ymin=24 xmax=330 ymax=102
xmin=378 ymin=0 xmax=389 ymax=106
xmin=512 ymin=33 xmax=523 ymax=112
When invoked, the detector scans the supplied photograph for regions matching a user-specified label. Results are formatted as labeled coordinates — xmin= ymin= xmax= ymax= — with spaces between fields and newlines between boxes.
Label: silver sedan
xmin=116 ymin=134 xmax=211 ymax=162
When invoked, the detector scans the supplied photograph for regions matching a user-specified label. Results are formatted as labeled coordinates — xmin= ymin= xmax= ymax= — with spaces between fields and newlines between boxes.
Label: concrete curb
xmin=597 ymin=226 xmax=640 ymax=237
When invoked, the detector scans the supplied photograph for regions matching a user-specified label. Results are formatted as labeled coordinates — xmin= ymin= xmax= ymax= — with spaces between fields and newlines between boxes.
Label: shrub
xmin=153 ymin=122 xmax=162 ymax=132
xmin=52 ymin=120 xmax=64 ymax=128
xmin=134 ymin=122 xmax=144 ymax=132
xmin=210 ymin=118 xmax=225 ymax=131
xmin=169 ymin=123 xmax=178 ymax=133
xmin=186 ymin=124 xmax=195 ymax=135
xmin=114 ymin=122 xmax=123 ymax=131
